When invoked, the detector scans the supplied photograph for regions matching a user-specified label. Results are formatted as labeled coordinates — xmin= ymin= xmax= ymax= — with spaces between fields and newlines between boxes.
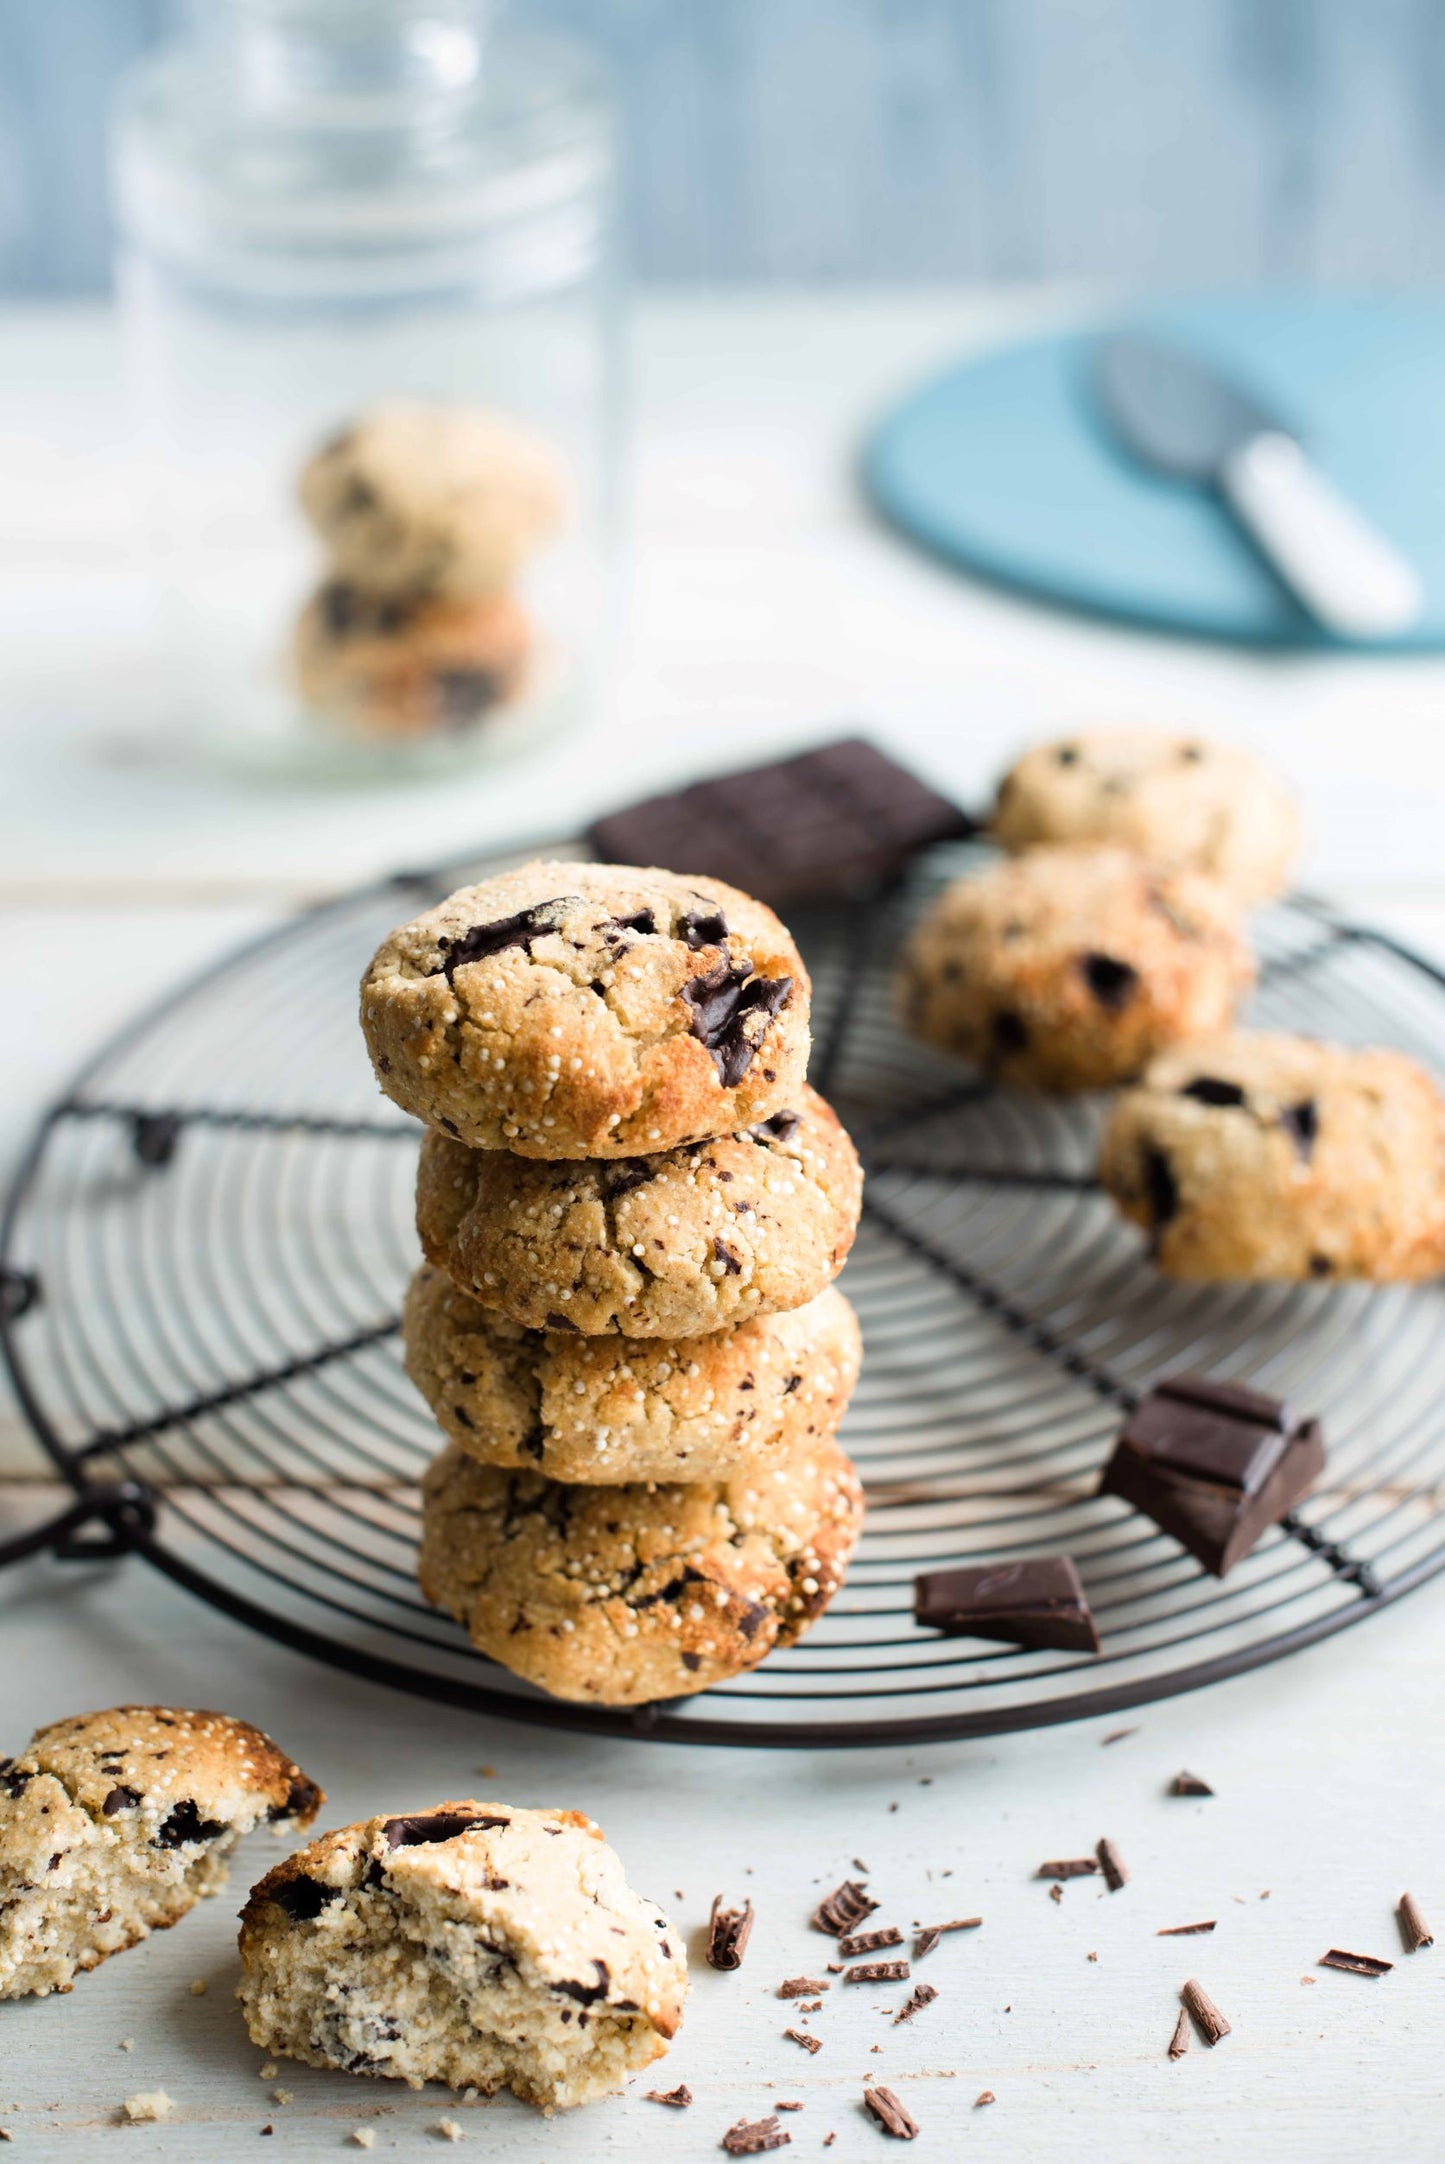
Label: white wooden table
xmin=3 ymin=292 xmax=1445 ymax=2158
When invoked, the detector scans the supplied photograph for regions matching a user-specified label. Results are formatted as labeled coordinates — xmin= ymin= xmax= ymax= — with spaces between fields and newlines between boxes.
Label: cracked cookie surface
xmin=414 ymin=1084 xmax=860 ymax=1337
xmin=403 ymin=1265 xmax=861 ymax=1483
xmin=1099 ymin=1031 xmax=1445 ymax=1280
xmin=362 ymin=859 xmax=811 ymax=1157
xmin=418 ymin=1434 xmax=865 ymax=1705
xmin=299 ymin=402 xmax=565 ymax=599
xmin=992 ymin=728 xmax=1301 ymax=905
xmin=0 ymin=1706 xmax=321 ymax=1999
xmin=238 ymin=1801 xmax=686 ymax=2108
xmin=899 ymin=844 xmax=1253 ymax=1093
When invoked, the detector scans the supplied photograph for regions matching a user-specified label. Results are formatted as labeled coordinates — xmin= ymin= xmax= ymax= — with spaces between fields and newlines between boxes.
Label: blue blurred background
xmin=5 ymin=0 xmax=1445 ymax=294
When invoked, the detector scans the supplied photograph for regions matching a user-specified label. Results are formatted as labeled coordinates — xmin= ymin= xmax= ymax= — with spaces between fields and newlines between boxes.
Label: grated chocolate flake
xmin=1158 ymin=1921 xmax=1216 ymax=1937
xmin=839 ymin=1926 xmax=904 ymax=1958
xmin=863 ymin=2087 xmax=919 ymax=2140
xmin=1048 ymin=1884 xmax=1064 ymax=1905
xmin=846 ymin=1960 xmax=911 ymax=1984
xmin=1037 ymin=1857 xmax=1099 ymax=1881
xmin=778 ymin=1977 xmax=830 ymax=1998
xmin=1181 ymin=1979 xmax=1231 ymax=2044
xmin=1167 ymin=2010 xmax=1190 ymax=2061
xmin=813 ymin=1879 xmax=878 ymax=1936
xmin=1398 ymin=1894 xmax=1433 ymax=1953
xmin=914 ymin=1916 xmax=981 ymax=1958
xmin=893 ymin=1984 xmax=938 ymax=2025
xmin=783 ymin=2028 xmax=822 ymax=2054
xmin=1319 ymin=1948 xmax=1393 ymax=1978
xmin=775 ymin=2103 xmax=803 ymax=2113
xmin=723 ymin=2113 xmax=791 ymax=2155
xmin=1102 ymin=1727 xmax=1138 ymax=1746
xmin=974 ymin=2091 xmax=996 ymax=2108
xmin=646 ymin=2085 xmax=693 ymax=2107
xmin=707 ymin=1895 xmax=756 ymax=1972
xmin=1096 ymin=1837 xmax=1129 ymax=1892
xmin=1170 ymin=1771 xmax=1215 ymax=1797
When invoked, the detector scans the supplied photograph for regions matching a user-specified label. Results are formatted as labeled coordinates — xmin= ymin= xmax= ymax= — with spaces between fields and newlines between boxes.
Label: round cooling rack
xmin=5 ymin=837 xmax=1445 ymax=1748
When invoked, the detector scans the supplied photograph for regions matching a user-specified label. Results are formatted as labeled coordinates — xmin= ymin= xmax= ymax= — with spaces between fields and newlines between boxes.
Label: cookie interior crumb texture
xmin=0 ymin=1707 xmax=321 ymax=2001
xmin=418 ymin=1433 xmax=866 ymax=1705
xmin=414 ymin=1083 xmax=860 ymax=1339
xmin=361 ymin=860 xmax=812 ymax=1157
xmin=238 ymin=1803 xmax=687 ymax=2109
xmin=403 ymin=1265 xmax=862 ymax=1484
xmin=121 ymin=2090 xmax=174 ymax=2123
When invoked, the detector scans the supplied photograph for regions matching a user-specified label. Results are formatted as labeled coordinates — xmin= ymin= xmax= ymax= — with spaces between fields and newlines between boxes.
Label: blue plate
xmin=862 ymin=294 xmax=1445 ymax=649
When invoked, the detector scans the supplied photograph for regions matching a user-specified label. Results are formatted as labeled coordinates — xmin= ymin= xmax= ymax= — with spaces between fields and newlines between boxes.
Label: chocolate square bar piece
xmin=1098 ymin=1373 xmax=1324 ymax=1577
xmin=913 ymin=1555 xmax=1100 ymax=1654
xmin=587 ymin=737 xmax=973 ymax=909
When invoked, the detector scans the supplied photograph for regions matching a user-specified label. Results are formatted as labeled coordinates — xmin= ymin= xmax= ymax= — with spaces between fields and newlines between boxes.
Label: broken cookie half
xmin=238 ymin=1802 xmax=687 ymax=2109
xmin=0 ymin=1705 xmax=321 ymax=2000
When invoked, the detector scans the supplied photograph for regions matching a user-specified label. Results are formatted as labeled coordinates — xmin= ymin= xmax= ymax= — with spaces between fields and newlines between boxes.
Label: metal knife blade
xmin=1095 ymin=333 xmax=1283 ymax=479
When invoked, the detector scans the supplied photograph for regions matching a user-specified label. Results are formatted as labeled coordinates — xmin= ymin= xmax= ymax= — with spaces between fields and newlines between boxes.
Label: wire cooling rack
xmin=5 ymin=837 xmax=1445 ymax=1747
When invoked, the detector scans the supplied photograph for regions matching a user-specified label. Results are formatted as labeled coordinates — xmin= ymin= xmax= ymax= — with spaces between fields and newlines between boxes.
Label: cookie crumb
xmin=259 ymin=2063 xmax=278 ymax=2080
xmin=189 ymin=1977 xmax=209 ymax=1995
xmin=271 ymin=2088 xmax=294 ymax=2106
xmin=122 ymin=2091 xmax=174 ymax=2123
xmin=350 ymin=2133 xmax=376 ymax=2151
xmin=118 ymin=2038 xmax=135 ymax=2052
xmin=437 ymin=2125 xmax=463 ymax=2143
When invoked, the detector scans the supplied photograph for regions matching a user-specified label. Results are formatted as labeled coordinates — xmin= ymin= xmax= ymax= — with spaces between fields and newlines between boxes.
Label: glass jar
xmin=111 ymin=0 xmax=619 ymax=778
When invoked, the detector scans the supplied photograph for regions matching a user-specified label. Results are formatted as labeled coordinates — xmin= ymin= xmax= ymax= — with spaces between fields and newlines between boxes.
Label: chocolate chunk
xmin=1170 ymin=1771 xmax=1214 ymax=1797
xmin=845 ymin=1960 xmax=911 ymax=1983
xmin=102 ymin=1785 xmax=140 ymax=1815
xmin=153 ymin=1800 xmax=227 ymax=1849
xmin=1319 ymin=1948 xmax=1393 ymax=1977
xmin=863 ymin=2086 xmax=919 ymax=2139
xmin=321 ymin=579 xmax=363 ymax=636
xmin=683 ymin=960 xmax=793 ymax=1087
xmin=1056 ymin=744 xmax=1079 ymax=766
xmin=1144 ymin=1146 xmax=1179 ymax=1228
xmin=519 ymin=1425 xmax=546 ymax=1463
xmin=992 ymin=1008 xmax=1029 ymax=1056
xmin=779 ymin=1977 xmax=831 ymax=1997
xmin=1398 ymin=1895 xmax=1433 ymax=1953
xmin=604 ymin=1160 xmax=654 ymax=1199
xmin=0 ymin=1761 xmax=30 ymax=1798
xmin=751 ymin=1108 xmax=801 ymax=1144
xmin=1180 ymin=1978 xmax=1231 ymax=2042
xmin=784 ymin=2027 xmax=823 ymax=2053
xmin=723 ymin=2113 xmax=792 ymax=2153
xmin=1096 ymin=1837 xmax=1129 ymax=1891
xmin=1098 ymin=1372 xmax=1325 ymax=1576
xmin=1080 ymin=952 xmax=1139 ymax=1011
xmin=434 ymin=900 xmax=574 ymax=984
xmin=1036 ymin=1858 xmax=1099 ymax=1880
xmin=1167 ymin=2009 xmax=1190 ymax=2060
xmin=677 ymin=906 xmax=728 ymax=948
xmin=382 ymin=1811 xmax=507 ymax=1848
xmin=269 ymin=1874 xmax=341 ymax=1922
xmin=1181 ymin=1076 xmax=1247 ymax=1108
xmin=606 ymin=908 xmax=657 ymax=938
xmin=713 ymin=1239 xmax=743 ymax=1275
xmin=707 ymin=1896 xmax=755 ymax=1971
xmin=435 ymin=669 xmax=503 ymax=726
xmin=273 ymin=1774 xmax=324 ymax=1823
xmin=553 ymin=1960 xmax=611 ymax=2003
xmin=838 ymin=1926 xmax=903 ymax=1958
xmin=813 ymin=1879 xmax=878 ymax=1935
xmin=588 ymin=737 xmax=973 ymax=908
xmin=1279 ymin=1097 xmax=1319 ymax=1160
xmin=893 ymin=1983 xmax=938 ymax=2024
xmin=646 ymin=2085 xmax=693 ymax=2107
xmin=913 ymin=1555 xmax=1100 ymax=1654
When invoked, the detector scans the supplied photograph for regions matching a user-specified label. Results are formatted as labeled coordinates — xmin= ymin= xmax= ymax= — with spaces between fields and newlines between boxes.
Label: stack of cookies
xmin=294 ymin=401 xmax=564 ymax=743
xmin=360 ymin=859 xmax=867 ymax=1707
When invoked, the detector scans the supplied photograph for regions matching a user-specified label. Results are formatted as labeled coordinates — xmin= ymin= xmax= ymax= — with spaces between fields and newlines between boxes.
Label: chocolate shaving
xmin=1102 ymin=1727 xmax=1138 ymax=1745
xmin=707 ymin=1895 xmax=755 ymax=1972
xmin=893 ymin=1984 xmax=938 ymax=2024
xmin=1180 ymin=1979 xmax=1231 ymax=2043
xmin=1037 ymin=1858 xmax=1099 ymax=1880
xmin=974 ymin=2091 xmax=995 ymax=2107
xmin=839 ymin=1926 xmax=903 ymax=1957
xmin=778 ymin=1977 xmax=830 ymax=1998
xmin=1170 ymin=1771 xmax=1214 ymax=1797
xmin=813 ymin=1880 xmax=878 ymax=1935
xmin=1096 ymin=1837 xmax=1129 ymax=1892
xmin=1398 ymin=1894 xmax=1434 ymax=1953
xmin=914 ymin=1917 xmax=981 ymax=1958
xmin=1157 ymin=1921 xmax=1216 ymax=1937
xmin=1048 ymin=1884 xmax=1064 ymax=1905
xmin=646 ymin=2085 xmax=693 ymax=2107
xmin=1319 ymin=1948 xmax=1393 ymax=1978
xmin=1167 ymin=2010 xmax=1190 ymax=2060
xmin=776 ymin=2102 xmax=803 ymax=2112
xmin=783 ymin=2028 xmax=822 ymax=2054
xmin=846 ymin=1960 xmax=910 ymax=1984
xmin=863 ymin=2087 xmax=919 ymax=2140
xmin=723 ymin=2114 xmax=791 ymax=2154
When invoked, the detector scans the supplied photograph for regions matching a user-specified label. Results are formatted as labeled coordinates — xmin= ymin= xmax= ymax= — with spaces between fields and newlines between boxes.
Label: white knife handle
xmin=1220 ymin=431 xmax=1422 ymax=641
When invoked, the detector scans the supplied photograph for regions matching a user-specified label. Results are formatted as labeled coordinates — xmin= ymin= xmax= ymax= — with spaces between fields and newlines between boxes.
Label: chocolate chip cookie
xmin=239 ymin=1802 xmax=686 ymax=2107
xmin=900 ymin=844 xmax=1253 ymax=1092
xmin=299 ymin=402 xmax=565 ymax=600
xmin=403 ymin=1264 xmax=861 ymax=1483
xmin=414 ymin=1085 xmax=861 ymax=1337
xmin=362 ymin=860 xmax=811 ymax=1158
xmin=0 ymin=1707 xmax=321 ymax=2000
xmin=1099 ymin=1032 xmax=1445 ymax=1279
xmin=419 ymin=1432 xmax=864 ymax=1705
xmin=294 ymin=580 xmax=530 ymax=740
xmin=992 ymin=728 xmax=1301 ymax=905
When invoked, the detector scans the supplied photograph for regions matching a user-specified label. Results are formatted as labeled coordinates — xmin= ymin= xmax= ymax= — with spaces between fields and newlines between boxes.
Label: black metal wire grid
xmin=4 ymin=835 xmax=1445 ymax=1748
